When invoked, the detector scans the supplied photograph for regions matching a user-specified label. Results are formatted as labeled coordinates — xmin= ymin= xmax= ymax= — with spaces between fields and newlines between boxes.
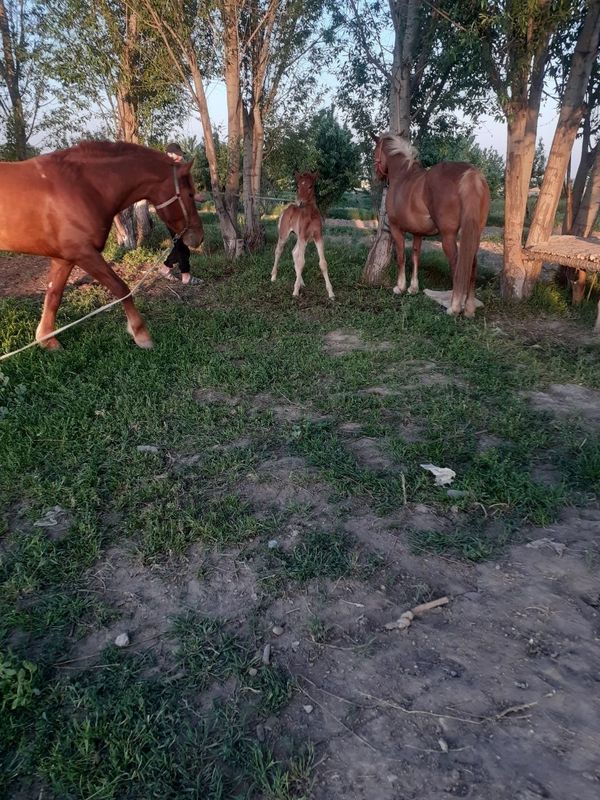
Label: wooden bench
xmin=524 ymin=234 xmax=600 ymax=331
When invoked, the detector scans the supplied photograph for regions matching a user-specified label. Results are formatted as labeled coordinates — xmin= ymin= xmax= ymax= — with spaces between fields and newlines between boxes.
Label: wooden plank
xmin=524 ymin=235 xmax=600 ymax=271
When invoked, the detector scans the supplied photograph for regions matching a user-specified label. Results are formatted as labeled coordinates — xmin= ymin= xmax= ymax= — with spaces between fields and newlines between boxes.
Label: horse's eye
xmin=189 ymin=192 xmax=194 ymax=198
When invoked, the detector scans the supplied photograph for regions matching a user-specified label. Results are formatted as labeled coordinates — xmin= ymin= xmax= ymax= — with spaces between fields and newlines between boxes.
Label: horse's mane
xmin=382 ymin=133 xmax=418 ymax=164
xmin=55 ymin=140 xmax=170 ymax=163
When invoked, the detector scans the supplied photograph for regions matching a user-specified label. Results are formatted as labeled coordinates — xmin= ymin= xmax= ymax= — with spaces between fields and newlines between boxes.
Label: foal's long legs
xmin=408 ymin=236 xmax=422 ymax=294
xmin=36 ymin=258 xmax=75 ymax=350
xmin=390 ymin=228 xmax=407 ymax=294
xmin=292 ymin=238 xmax=307 ymax=297
xmin=78 ymin=249 xmax=153 ymax=348
xmin=314 ymin=236 xmax=335 ymax=300
xmin=271 ymin=227 xmax=290 ymax=283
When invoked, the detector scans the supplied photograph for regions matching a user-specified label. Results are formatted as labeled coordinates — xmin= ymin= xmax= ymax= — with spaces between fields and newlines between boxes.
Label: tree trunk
xmin=525 ymin=0 xmax=600 ymax=290
xmin=0 ymin=0 xmax=27 ymax=159
xmin=502 ymin=106 xmax=540 ymax=299
xmin=143 ymin=0 xmax=243 ymax=258
xmin=242 ymin=105 xmax=265 ymax=250
xmin=362 ymin=0 xmax=418 ymax=285
xmin=220 ymin=0 xmax=243 ymax=258
xmin=572 ymin=143 xmax=600 ymax=236
xmin=572 ymin=112 xmax=594 ymax=220
xmin=114 ymin=207 xmax=136 ymax=249
xmin=561 ymin=177 xmax=573 ymax=234
xmin=188 ymin=43 xmax=242 ymax=257
xmin=113 ymin=9 xmax=153 ymax=249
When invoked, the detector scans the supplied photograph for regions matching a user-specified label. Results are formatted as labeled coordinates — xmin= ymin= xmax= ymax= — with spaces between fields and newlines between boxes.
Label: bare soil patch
xmin=265 ymin=506 xmax=600 ymax=800
xmin=526 ymin=383 xmax=600 ymax=427
xmin=324 ymin=328 xmax=394 ymax=356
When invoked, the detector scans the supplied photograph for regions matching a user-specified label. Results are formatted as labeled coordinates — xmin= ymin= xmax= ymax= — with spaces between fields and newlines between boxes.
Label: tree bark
xmin=362 ymin=0 xmax=418 ymax=285
xmin=140 ymin=0 xmax=242 ymax=257
xmin=187 ymin=47 xmax=242 ymax=256
xmin=502 ymin=105 xmax=541 ymax=299
xmin=0 ymin=0 xmax=28 ymax=159
xmin=243 ymin=106 xmax=265 ymax=250
xmin=572 ymin=111 xmax=594 ymax=220
xmin=500 ymin=3 xmax=551 ymax=301
xmin=220 ymin=0 xmax=243 ymax=258
xmin=525 ymin=0 xmax=600 ymax=292
xmin=572 ymin=143 xmax=600 ymax=236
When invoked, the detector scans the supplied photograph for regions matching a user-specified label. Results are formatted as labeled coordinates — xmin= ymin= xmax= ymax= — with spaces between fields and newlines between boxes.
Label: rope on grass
xmin=0 ymin=242 xmax=175 ymax=363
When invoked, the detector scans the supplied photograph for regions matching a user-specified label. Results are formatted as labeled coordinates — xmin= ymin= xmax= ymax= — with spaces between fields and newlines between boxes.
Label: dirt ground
xmin=51 ymin=372 xmax=600 ymax=800
xmin=3 ymin=251 xmax=600 ymax=800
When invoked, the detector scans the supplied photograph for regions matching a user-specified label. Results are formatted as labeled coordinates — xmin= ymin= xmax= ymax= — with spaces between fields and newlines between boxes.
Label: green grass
xmin=1 ymin=220 xmax=599 ymax=797
xmin=1 ymin=643 xmax=311 ymax=800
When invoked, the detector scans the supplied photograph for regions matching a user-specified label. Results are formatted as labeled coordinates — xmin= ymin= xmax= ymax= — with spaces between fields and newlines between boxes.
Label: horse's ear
xmin=312 ymin=171 xmax=320 ymax=181
xmin=370 ymin=131 xmax=379 ymax=144
xmin=294 ymin=171 xmax=301 ymax=182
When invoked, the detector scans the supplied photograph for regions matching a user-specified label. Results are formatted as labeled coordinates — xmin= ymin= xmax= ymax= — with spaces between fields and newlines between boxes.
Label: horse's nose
xmin=184 ymin=228 xmax=203 ymax=248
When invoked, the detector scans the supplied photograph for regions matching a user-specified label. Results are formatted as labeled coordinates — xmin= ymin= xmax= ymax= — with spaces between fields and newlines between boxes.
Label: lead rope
xmin=0 ymin=236 xmax=182 ymax=363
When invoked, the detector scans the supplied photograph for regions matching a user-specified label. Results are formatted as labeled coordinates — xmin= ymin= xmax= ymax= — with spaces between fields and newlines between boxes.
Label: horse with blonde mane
xmin=0 ymin=141 xmax=203 ymax=350
xmin=373 ymin=133 xmax=490 ymax=317
xmin=271 ymin=171 xmax=334 ymax=300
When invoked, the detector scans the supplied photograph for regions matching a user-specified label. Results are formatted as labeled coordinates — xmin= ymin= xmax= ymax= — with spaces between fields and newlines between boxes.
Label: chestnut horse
xmin=271 ymin=171 xmax=334 ymax=300
xmin=374 ymin=133 xmax=490 ymax=317
xmin=0 ymin=141 xmax=203 ymax=350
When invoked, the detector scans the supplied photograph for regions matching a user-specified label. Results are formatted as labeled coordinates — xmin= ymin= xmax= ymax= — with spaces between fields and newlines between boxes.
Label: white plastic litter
xmin=420 ymin=463 xmax=456 ymax=486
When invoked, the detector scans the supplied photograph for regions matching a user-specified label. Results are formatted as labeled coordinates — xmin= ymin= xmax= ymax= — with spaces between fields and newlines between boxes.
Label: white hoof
xmin=271 ymin=274 xmax=276 ymax=283
xmin=408 ymin=285 xmax=419 ymax=295
xmin=393 ymin=286 xmax=405 ymax=295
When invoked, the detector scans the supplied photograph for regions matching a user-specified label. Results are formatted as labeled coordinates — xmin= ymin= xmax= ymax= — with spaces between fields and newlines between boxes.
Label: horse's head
xmin=295 ymin=171 xmax=319 ymax=203
xmin=153 ymin=159 xmax=204 ymax=248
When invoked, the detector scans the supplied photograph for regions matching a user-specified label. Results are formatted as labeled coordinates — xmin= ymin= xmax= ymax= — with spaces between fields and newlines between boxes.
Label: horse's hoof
xmin=408 ymin=286 xmax=419 ymax=295
xmin=133 ymin=333 xmax=154 ymax=349
xmin=328 ymin=294 xmax=335 ymax=301
xmin=38 ymin=337 xmax=62 ymax=351
xmin=271 ymin=275 xmax=276 ymax=283
xmin=127 ymin=322 xmax=153 ymax=349
xmin=393 ymin=286 xmax=405 ymax=295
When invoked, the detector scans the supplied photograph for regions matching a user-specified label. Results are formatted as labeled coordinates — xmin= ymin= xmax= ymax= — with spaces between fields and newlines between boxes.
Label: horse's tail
xmin=453 ymin=169 xmax=489 ymax=314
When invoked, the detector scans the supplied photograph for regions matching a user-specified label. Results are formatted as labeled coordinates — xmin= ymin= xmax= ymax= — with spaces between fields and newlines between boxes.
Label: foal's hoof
xmin=271 ymin=274 xmax=276 ymax=283
xmin=407 ymin=286 xmax=419 ymax=295
xmin=393 ymin=286 xmax=405 ymax=295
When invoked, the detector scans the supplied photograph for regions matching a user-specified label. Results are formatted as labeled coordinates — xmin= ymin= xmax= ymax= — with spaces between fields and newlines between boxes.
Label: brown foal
xmin=374 ymin=133 xmax=490 ymax=317
xmin=0 ymin=141 xmax=204 ymax=350
xmin=271 ymin=171 xmax=334 ymax=300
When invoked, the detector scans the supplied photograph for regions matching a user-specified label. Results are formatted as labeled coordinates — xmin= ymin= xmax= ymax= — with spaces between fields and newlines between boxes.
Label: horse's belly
xmin=389 ymin=211 xmax=437 ymax=237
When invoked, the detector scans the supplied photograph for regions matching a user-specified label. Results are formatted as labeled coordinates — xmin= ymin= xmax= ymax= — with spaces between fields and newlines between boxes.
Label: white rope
xmin=0 ymin=243 xmax=174 ymax=363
